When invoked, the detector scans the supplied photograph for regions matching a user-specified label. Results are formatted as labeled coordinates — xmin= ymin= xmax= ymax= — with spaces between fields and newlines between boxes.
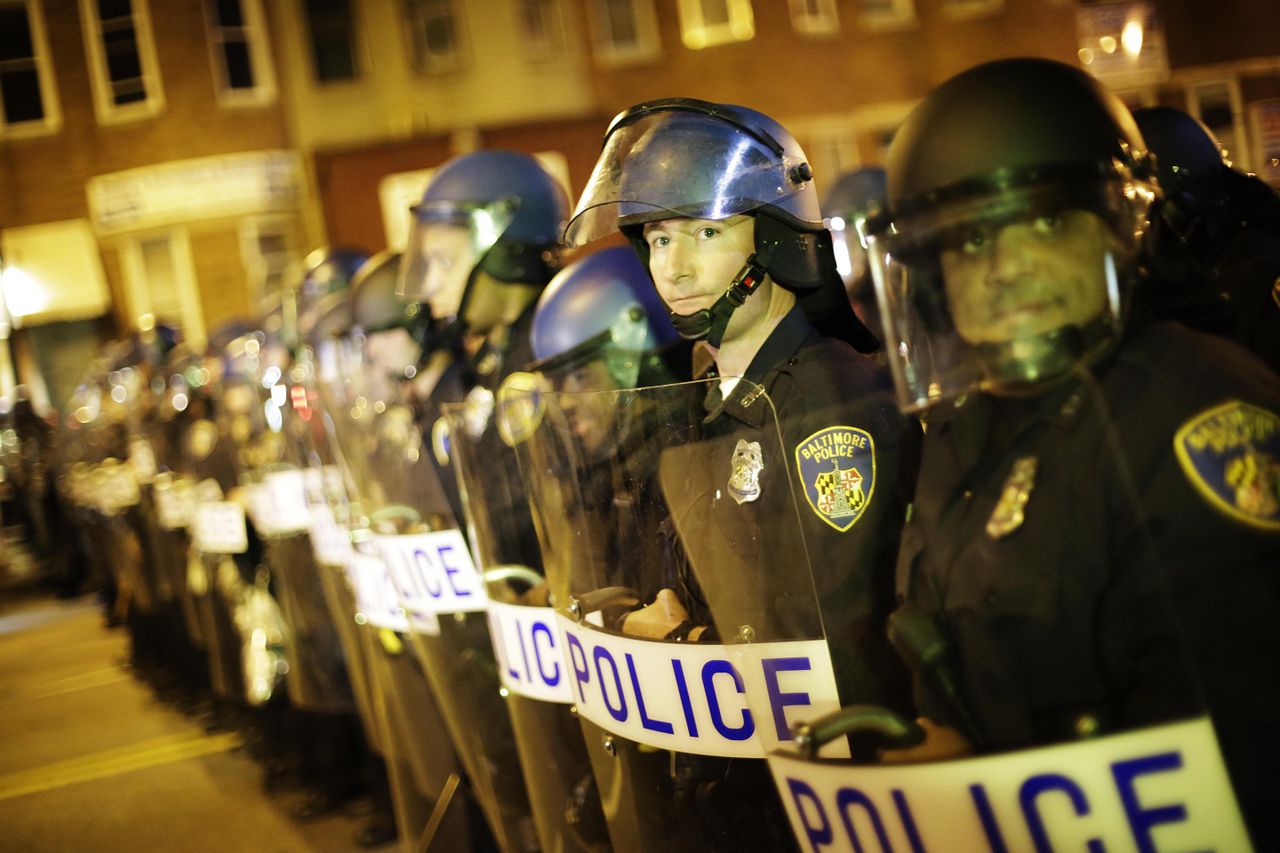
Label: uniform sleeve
xmin=782 ymin=358 xmax=920 ymax=711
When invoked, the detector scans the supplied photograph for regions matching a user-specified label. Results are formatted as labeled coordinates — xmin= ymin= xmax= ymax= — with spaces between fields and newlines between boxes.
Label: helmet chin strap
xmin=669 ymin=241 xmax=778 ymax=349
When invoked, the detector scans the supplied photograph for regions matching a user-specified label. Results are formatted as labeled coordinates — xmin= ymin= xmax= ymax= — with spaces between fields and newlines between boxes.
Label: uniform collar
xmin=703 ymin=306 xmax=816 ymax=428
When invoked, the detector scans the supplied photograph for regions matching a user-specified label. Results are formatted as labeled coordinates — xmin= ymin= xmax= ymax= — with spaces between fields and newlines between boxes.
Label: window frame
xmin=788 ymin=0 xmax=839 ymax=37
xmin=118 ymin=228 xmax=206 ymax=349
xmin=237 ymin=216 xmax=302 ymax=309
xmin=302 ymin=0 xmax=362 ymax=85
xmin=0 ymin=0 xmax=61 ymax=138
xmin=1187 ymin=76 xmax=1250 ymax=170
xmin=588 ymin=0 xmax=661 ymax=68
xmin=677 ymin=0 xmax=755 ymax=50
xmin=518 ymin=0 xmax=565 ymax=61
xmin=78 ymin=0 xmax=165 ymax=124
xmin=405 ymin=0 xmax=469 ymax=75
xmin=203 ymin=0 xmax=277 ymax=106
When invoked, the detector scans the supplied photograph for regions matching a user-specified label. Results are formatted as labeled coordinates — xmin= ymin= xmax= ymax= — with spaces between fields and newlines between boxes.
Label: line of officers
xmin=51 ymin=59 xmax=1280 ymax=852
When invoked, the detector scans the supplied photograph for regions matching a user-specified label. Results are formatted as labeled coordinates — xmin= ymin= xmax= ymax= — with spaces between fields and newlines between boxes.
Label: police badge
xmin=728 ymin=439 xmax=763 ymax=504
xmin=795 ymin=426 xmax=875 ymax=531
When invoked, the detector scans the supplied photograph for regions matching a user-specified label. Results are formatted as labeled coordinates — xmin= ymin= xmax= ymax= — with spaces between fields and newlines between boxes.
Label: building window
xmin=406 ymin=0 xmax=467 ymax=73
xmin=239 ymin=219 xmax=301 ymax=306
xmin=120 ymin=230 xmax=206 ymax=349
xmin=79 ymin=0 xmax=164 ymax=123
xmin=0 ymin=0 xmax=60 ymax=137
xmin=589 ymin=0 xmax=660 ymax=67
xmin=1189 ymin=79 xmax=1249 ymax=170
xmin=789 ymin=0 xmax=839 ymax=36
xmin=519 ymin=0 xmax=564 ymax=60
xmin=205 ymin=0 xmax=275 ymax=104
xmin=857 ymin=0 xmax=916 ymax=31
xmin=303 ymin=0 xmax=359 ymax=83
xmin=678 ymin=0 xmax=754 ymax=49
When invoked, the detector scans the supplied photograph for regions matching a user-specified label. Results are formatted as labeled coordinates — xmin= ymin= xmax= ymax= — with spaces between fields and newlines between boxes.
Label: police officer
xmin=565 ymin=99 xmax=916 ymax=704
xmin=1133 ymin=105 xmax=1280 ymax=372
xmin=867 ymin=58 xmax=1280 ymax=847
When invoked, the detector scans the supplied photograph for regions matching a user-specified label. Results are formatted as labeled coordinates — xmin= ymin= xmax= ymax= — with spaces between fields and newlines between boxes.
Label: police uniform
xmin=686 ymin=305 xmax=918 ymax=711
xmin=897 ymin=318 xmax=1280 ymax=844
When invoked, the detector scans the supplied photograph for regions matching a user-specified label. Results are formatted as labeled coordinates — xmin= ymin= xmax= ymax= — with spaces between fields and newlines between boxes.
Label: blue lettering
xmin=892 ymin=789 xmax=927 ymax=853
xmin=594 ymin=646 xmax=628 ymax=723
xmin=412 ymin=548 xmax=443 ymax=597
xmin=1112 ymin=752 xmax=1188 ymax=853
xmin=1019 ymin=774 xmax=1100 ymax=853
xmin=786 ymin=777 xmax=832 ymax=853
xmin=567 ymin=631 xmax=589 ymax=702
xmin=436 ymin=543 xmax=471 ymax=596
xmin=531 ymin=621 xmax=559 ymax=686
xmin=762 ymin=656 xmax=814 ymax=740
xmin=625 ymin=653 xmax=674 ymax=735
xmin=672 ymin=659 xmax=698 ymax=737
xmin=969 ymin=784 xmax=1008 ymax=853
xmin=702 ymin=660 xmax=753 ymax=741
xmin=835 ymin=787 xmax=893 ymax=853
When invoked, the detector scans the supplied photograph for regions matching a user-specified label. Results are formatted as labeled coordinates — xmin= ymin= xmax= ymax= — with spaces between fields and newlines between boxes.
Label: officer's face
xmin=644 ymin=214 xmax=757 ymax=315
xmin=414 ymin=223 xmax=476 ymax=319
xmin=940 ymin=209 xmax=1112 ymax=346
xmin=556 ymin=360 xmax=618 ymax=458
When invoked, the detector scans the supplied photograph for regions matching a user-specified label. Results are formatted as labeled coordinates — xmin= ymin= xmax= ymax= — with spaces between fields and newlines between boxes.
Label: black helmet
xmin=1131 ymin=106 xmax=1225 ymax=197
xmin=868 ymin=58 xmax=1159 ymax=407
xmin=566 ymin=98 xmax=877 ymax=351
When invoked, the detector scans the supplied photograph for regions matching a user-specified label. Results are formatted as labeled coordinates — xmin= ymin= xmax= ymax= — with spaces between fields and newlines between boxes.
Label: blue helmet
xmin=398 ymin=150 xmax=568 ymax=308
xmin=299 ymin=247 xmax=369 ymax=310
xmin=530 ymin=246 xmax=682 ymax=389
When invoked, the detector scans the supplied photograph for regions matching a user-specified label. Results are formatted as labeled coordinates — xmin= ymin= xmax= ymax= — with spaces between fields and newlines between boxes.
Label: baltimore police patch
xmin=1173 ymin=400 xmax=1280 ymax=532
xmin=795 ymin=426 xmax=876 ymax=532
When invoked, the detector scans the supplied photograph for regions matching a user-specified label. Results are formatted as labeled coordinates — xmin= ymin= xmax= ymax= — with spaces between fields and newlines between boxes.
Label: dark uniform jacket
xmin=665 ymin=306 xmax=918 ymax=709
xmin=898 ymin=319 xmax=1280 ymax=844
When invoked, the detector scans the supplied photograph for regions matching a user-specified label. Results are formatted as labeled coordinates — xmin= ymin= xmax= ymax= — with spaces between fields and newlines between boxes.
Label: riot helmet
xmin=823 ymin=166 xmax=888 ymax=333
xmin=866 ymin=58 xmax=1158 ymax=408
xmin=1132 ymin=106 xmax=1225 ymax=197
xmin=397 ymin=149 xmax=567 ymax=327
xmin=529 ymin=246 xmax=683 ymax=390
xmin=565 ymin=98 xmax=878 ymax=351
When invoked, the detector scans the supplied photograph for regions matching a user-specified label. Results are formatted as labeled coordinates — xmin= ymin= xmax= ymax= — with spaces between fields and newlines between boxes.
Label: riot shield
xmin=315 ymin=334 xmax=467 ymax=850
xmin=507 ymin=377 xmax=846 ymax=852
xmin=719 ymin=388 xmax=1260 ymax=852
xmin=360 ymin=394 xmax=539 ymax=853
xmin=445 ymin=395 xmax=612 ymax=852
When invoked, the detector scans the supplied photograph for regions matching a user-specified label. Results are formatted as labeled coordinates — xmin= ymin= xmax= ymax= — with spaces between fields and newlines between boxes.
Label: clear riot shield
xmin=444 ymin=396 xmax=612 ymax=853
xmin=317 ymin=335 xmax=468 ymax=851
xmin=719 ymin=395 xmax=1258 ymax=852
xmin=360 ymin=392 xmax=538 ymax=853
xmin=506 ymin=377 xmax=845 ymax=852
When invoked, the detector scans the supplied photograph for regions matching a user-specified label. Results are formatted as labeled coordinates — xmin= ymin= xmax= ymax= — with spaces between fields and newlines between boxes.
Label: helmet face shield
xmin=395 ymin=198 xmax=517 ymax=314
xmin=869 ymin=177 xmax=1153 ymax=409
xmin=564 ymin=108 xmax=811 ymax=246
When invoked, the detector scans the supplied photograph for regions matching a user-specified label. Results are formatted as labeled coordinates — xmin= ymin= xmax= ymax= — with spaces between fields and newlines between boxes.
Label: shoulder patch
xmin=1173 ymin=400 xmax=1280 ymax=531
xmin=795 ymin=426 xmax=876 ymax=532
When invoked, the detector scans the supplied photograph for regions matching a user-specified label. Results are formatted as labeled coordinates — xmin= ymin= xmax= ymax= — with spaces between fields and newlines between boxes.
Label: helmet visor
xmin=564 ymin=109 xmax=811 ymax=247
xmin=869 ymin=179 xmax=1152 ymax=410
xmin=395 ymin=198 xmax=517 ymax=314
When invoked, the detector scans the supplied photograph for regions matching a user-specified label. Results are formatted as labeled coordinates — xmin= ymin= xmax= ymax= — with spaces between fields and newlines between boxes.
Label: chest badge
xmin=728 ymin=439 xmax=763 ymax=504
xmin=986 ymin=456 xmax=1038 ymax=539
xmin=1174 ymin=400 xmax=1280 ymax=531
xmin=796 ymin=426 xmax=876 ymax=532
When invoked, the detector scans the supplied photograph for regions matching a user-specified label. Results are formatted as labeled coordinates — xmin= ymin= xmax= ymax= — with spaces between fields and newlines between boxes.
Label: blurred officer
xmin=823 ymin=166 xmax=889 ymax=337
xmin=867 ymin=58 xmax=1280 ymax=847
xmin=1133 ymin=105 xmax=1280 ymax=372
xmin=565 ymin=98 xmax=915 ymax=703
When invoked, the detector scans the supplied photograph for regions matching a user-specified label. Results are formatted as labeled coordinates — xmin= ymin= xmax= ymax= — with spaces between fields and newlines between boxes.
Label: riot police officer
xmin=1133 ymin=105 xmax=1280 ymax=372
xmin=565 ymin=98 xmax=915 ymax=704
xmin=866 ymin=58 xmax=1280 ymax=847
